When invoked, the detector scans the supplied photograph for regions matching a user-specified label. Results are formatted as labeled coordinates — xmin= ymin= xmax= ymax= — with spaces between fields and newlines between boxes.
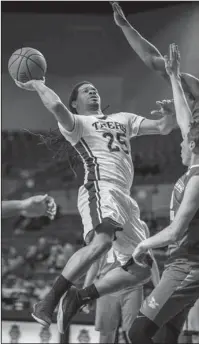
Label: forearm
xmin=143 ymin=226 xmax=175 ymax=250
xmin=120 ymin=22 xmax=168 ymax=79
xmin=120 ymin=22 xmax=197 ymax=98
xmin=2 ymin=200 xmax=25 ymax=218
xmin=34 ymin=83 xmax=74 ymax=130
xmin=83 ymin=260 xmax=100 ymax=288
xmin=170 ymin=75 xmax=192 ymax=136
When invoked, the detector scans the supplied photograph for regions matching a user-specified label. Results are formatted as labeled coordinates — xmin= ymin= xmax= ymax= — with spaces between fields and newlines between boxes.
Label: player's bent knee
xmin=128 ymin=312 xmax=159 ymax=343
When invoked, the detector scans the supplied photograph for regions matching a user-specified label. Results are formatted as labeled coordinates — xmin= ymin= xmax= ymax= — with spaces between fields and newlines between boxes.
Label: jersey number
xmin=103 ymin=132 xmax=129 ymax=154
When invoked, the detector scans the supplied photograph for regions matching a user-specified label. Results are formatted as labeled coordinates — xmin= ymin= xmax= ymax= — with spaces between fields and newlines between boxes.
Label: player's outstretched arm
xmin=2 ymin=200 xmax=27 ymax=218
xmin=138 ymin=99 xmax=177 ymax=136
xmin=165 ymin=44 xmax=192 ymax=137
xmin=111 ymin=2 xmax=167 ymax=78
xmin=110 ymin=2 xmax=199 ymax=99
xmin=15 ymin=79 xmax=74 ymax=131
xmin=2 ymin=195 xmax=56 ymax=219
xmin=133 ymin=175 xmax=199 ymax=266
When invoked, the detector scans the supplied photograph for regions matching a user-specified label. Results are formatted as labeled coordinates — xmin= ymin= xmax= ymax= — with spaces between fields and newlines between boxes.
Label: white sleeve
xmin=124 ymin=112 xmax=145 ymax=138
xmin=58 ymin=115 xmax=84 ymax=146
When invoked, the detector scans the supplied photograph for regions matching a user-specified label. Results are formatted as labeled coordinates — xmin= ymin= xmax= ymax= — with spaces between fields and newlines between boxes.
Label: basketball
xmin=8 ymin=47 xmax=47 ymax=83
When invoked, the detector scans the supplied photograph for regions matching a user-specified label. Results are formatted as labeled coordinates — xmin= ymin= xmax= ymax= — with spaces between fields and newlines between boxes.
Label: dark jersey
xmin=169 ymin=165 xmax=199 ymax=261
xmin=192 ymin=99 xmax=199 ymax=121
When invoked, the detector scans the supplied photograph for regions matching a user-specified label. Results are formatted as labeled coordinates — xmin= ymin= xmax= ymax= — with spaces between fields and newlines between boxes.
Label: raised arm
xmin=15 ymin=79 xmax=75 ymax=131
xmin=165 ymin=44 xmax=192 ymax=137
xmin=110 ymin=2 xmax=199 ymax=100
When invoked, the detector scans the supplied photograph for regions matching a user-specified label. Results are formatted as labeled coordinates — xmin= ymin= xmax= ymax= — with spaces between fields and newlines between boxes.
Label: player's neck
xmin=189 ymin=154 xmax=199 ymax=167
xmin=83 ymin=109 xmax=103 ymax=116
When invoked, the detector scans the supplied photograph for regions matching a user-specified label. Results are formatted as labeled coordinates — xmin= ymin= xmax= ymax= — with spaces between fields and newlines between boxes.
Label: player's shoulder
xmin=74 ymin=114 xmax=93 ymax=126
xmin=187 ymin=165 xmax=199 ymax=178
xmin=108 ymin=112 xmax=139 ymax=121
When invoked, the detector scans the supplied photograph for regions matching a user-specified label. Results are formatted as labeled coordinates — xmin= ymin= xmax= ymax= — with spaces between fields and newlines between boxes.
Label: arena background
xmin=2 ymin=1 xmax=199 ymax=343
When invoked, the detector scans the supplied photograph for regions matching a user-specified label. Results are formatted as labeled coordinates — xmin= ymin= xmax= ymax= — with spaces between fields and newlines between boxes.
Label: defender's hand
xmin=151 ymin=99 xmax=175 ymax=117
xmin=15 ymin=78 xmax=45 ymax=91
xmin=165 ymin=43 xmax=181 ymax=78
xmin=133 ymin=243 xmax=148 ymax=267
xmin=110 ymin=2 xmax=128 ymax=27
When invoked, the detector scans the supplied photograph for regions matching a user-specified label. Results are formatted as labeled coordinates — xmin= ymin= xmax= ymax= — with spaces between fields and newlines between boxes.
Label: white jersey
xmin=58 ymin=112 xmax=144 ymax=192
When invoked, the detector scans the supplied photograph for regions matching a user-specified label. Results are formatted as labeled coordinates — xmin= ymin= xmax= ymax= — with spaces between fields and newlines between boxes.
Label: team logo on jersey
xmin=175 ymin=179 xmax=184 ymax=193
xmin=92 ymin=120 xmax=127 ymax=134
xmin=148 ymin=296 xmax=159 ymax=309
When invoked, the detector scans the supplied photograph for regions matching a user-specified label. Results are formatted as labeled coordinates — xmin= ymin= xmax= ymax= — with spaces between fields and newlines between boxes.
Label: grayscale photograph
xmin=2 ymin=1 xmax=199 ymax=343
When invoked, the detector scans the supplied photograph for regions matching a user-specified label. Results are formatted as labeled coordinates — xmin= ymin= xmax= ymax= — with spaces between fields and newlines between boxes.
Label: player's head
xmin=69 ymin=81 xmax=101 ymax=114
xmin=181 ymin=120 xmax=199 ymax=166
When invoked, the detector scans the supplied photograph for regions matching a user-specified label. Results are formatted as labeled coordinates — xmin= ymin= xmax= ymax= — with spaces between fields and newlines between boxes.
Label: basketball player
xmin=110 ymin=2 xmax=199 ymax=119
xmin=15 ymin=74 xmax=176 ymax=328
xmin=81 ymin=224 xmax=159 ymax=344
xmin=2 ymin=195 xmax=56 ymax=219
xmin=82 ymin=247 xmax=145 ymax=344
xmin=126 ymin=44 xmax=199 ymax=344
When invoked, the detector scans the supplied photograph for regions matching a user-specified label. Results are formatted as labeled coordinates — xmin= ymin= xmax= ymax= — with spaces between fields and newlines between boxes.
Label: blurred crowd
xmin=2 ymin=237 xmax=75 ymax=311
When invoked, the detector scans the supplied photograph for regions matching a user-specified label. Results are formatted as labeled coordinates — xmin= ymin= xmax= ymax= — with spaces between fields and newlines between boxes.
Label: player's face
xmin=180 ymin=135 xmax=192 ymax=166
xmin=76 ymin=84 xmax=101 ymax=112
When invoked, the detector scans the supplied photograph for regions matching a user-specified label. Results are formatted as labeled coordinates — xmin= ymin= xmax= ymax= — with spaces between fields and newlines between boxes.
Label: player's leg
xmin=57 ymin=257 xmax=151 ymax=334
xmin=56 ymin=188 xmax=150 ymax=333
xmin=32 ymin=218 xmax=120 ymax=327
xmin=128 ymin=263 xmax=199 ymax=344
xmin=154 ymin=305 xmax=191 ymax=344
xmin=95 ymin=294 xmax=120 ymax=343
xmin=121 ymin=287 xmax=144 ymax=339
xmin=93 ymin=261 xmax=150 ymax=297
xmin=185 ymin=298 xmax=199 ymax=344
xmin=99 ymin=331 xmax=118 ymax=344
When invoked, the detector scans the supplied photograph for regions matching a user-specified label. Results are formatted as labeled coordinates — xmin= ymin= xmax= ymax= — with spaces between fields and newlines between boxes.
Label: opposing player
xmin=15 ymin=74 xmax=176 ymax=328
xmin=127 ymin=44 xmax=199 ymax=343
xmin=110 ymin=2 xmax=199 ymax=119
xmin=2 ymin=195 xmax=56 ymax=219
xmin=81 ymin=247 xmax=144 ymax=343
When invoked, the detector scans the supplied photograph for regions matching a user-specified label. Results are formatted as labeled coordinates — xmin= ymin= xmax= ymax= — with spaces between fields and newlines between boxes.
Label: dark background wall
xmin=2 ymin=2 xmax=199 ymax=130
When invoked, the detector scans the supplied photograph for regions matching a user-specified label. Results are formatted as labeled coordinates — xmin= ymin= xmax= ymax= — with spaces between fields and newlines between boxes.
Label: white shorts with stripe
xmin=77 ymin=180 xmax=148 ymax=265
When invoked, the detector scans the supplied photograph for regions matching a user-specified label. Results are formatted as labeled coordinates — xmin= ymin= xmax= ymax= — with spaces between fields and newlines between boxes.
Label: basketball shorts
xmin=140 ymin=261 xmax=199 ymax=329
xmin=95 ymin=287 xmax=143 ymax=333
xmin=77 ymin=181 xmax=148 ymax=265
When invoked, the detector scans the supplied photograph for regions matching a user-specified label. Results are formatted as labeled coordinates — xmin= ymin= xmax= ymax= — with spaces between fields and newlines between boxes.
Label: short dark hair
xmin=69 ymin=81 xmax=93 ymax=114
xmin=188 ymin=120 xmax=199 ymax=153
